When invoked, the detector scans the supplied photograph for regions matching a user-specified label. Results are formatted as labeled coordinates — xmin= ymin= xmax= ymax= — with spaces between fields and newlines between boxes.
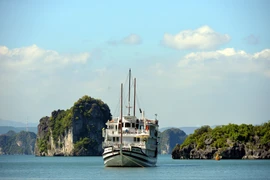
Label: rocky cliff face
xmin=35 ymin=95 xmax=111 ymax=156
xmin=0 ymin=130 xmax=36 ymax=155
xmin=172 ymin=141 xmax=270 ymax=159
xmin=172 ymin=123 xmax=270 ymax=159
xmin=35 ymin=115 xmax=74 ymax=156
xmin=159 ymin=128 xmax=187 ymax=154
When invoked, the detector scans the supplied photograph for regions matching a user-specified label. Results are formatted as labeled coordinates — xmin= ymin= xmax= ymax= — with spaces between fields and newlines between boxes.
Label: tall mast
xmin=133 ymin=78 xmax=136 ymax=116
xmin=120 ymin=83 xmax=123 ymax=145
xmin=128 ymin=69 xmax=131 ymax=116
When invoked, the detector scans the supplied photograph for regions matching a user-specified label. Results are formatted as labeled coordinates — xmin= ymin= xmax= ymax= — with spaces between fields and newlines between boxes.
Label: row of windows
xmin=111 ymin=137 xmax=141 ymax=142
xmin=133 ymin=137 xmax=140 ymax=142
xmin=109 ymin=123 xmax=136 ymax=129
xmin=112 ymin=137 xmax=119 ymax=142
xmin=124 ymin=123 xmax=135 ymax=128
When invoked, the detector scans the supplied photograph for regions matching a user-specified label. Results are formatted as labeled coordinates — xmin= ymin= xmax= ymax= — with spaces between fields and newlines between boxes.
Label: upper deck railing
xmin=105 ymin=128 xmax=149 ymax=136
xmin=102 ymin=141 xmax=145 ymax=149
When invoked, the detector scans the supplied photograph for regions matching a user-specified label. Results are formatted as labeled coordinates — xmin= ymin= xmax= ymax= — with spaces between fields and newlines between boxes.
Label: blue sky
xmin=0 ymin=0 xmax=269 ymax=128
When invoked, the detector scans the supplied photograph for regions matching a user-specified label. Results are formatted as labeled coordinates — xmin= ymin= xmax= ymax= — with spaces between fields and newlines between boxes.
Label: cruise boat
xmin=102 ymin=69 xmax=159 ymax=167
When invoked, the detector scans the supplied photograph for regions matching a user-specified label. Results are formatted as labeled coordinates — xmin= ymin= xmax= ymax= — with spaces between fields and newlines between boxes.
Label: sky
xmin=0 ymin=0 xmax=269 ymax=128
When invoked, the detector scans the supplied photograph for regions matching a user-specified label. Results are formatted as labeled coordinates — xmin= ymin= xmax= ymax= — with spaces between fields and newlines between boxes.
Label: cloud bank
xmin=177 ymin=48 xmax=270 ymax=79
xmin=0 ymin=44 xmax=91 ymax=72
xmin=162 ymin=25 xmax=230 ymax=50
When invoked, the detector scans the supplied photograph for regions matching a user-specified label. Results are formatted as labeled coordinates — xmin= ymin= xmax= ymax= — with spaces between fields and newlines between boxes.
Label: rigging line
xmin=123 ymin=91 xmax=130 ymax=115
xmin=136 ymin=92 xmax=141 ymax=108
xmin=112 ymin=71 xmax=136 ymax=117
xmin=113 ymin=95 xmax=120 ymax=117
xmin=135 ymin=82 xmax=143 ymax=109
xmin=113 ymin=71 xmax=130 ymax=117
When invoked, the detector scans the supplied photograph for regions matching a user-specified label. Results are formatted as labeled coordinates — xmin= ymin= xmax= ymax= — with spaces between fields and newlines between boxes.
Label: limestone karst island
xmin=35 ymin=95 xmax=111 ymax=156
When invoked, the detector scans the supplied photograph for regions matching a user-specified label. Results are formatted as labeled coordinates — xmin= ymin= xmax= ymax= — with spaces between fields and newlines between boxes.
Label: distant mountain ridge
xmin=0 ymin=130 xmax=37 ymax=155
xmin=0 ymin=119 xmax=38 ymax=127
xmin=0 ymin=126 xmax=37 ymax=135
xmin=160 ymin=126 xmax=218 ymax=135
xmin=160 ymin=127 xmax=199 ymax=135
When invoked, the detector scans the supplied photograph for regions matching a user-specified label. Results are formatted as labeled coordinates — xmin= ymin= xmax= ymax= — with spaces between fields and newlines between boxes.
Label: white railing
xmin=106 ymin=129 xmax=149 ymax=136
xmin=102 ymin=141 xmax=145 ymax=149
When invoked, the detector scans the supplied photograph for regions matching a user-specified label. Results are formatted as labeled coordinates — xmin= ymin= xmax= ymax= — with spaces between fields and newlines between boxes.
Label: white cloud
xmin=254 ymin=49 xmax=270 ymax=59
xmin=143 ymin=48 xmax=270 ymax=91
xmin=108 ymin=34 xmax=142 ymax=45
xmin=162 ymin=25 xmax=230 ymax=50
xmin=0 ymin=45 xmax=114 ymax=125
xmin=178 ymin=48 xmax=270 ymax=78
xmin=0 ymin=44 xmax=91 ymax=71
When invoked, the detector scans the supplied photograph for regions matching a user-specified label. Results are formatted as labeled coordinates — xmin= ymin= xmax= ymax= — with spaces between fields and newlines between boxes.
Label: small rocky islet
xmin=171 ymin=123 xmax=270 ymax=159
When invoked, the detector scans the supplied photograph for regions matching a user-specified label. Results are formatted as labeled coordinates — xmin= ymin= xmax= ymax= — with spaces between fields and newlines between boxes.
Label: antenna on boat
xmin=133 ymin=78 xmax=136 ymax=117
xmin=128 ymin=68 xmax=131 ymax=116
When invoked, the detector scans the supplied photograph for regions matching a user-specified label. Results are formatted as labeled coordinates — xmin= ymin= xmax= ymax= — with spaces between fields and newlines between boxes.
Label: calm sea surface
xmin=0 ymin=155 xmax=269 ymax=180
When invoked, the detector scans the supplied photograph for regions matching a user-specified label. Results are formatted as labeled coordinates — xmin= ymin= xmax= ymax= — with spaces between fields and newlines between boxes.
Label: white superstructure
xmin=102 ymin=69 xmax=159 ymax=167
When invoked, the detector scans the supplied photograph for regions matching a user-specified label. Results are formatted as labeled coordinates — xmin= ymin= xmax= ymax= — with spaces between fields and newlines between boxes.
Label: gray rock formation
xmin=0 ymin=130 xmax=36 ymax=155
xmin=172 ymin=123 xmax=270 ymax=159
xmin=35 ymin=96 xmax=111 ymax=156
xmin=159 ymin=128 xmax=187 ymax=154
xmin=172 ymin=140 xmax=270 ymax=159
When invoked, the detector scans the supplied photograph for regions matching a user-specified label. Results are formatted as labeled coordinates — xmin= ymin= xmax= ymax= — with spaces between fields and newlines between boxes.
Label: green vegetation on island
xmin=172 ymin=121 xmax=270 ymax=159
xmin=0 ymin=130 xmax=37 ymax=155
xmin=35 ymin=95 xmax=112 ymax=156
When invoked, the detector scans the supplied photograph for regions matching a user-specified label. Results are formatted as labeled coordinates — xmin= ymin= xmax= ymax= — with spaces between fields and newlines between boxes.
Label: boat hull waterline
xmin=103 ymin=148 xmax=157 ymax=167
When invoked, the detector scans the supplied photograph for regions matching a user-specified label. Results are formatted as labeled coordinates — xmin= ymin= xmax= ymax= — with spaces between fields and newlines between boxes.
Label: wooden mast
xmin=133 ymin=78 xmax=136 ymax=116
xmin=128 ymin=69 xmax=131 ymax=116
xmin=120 ymin=83 xmax=123 ymax=145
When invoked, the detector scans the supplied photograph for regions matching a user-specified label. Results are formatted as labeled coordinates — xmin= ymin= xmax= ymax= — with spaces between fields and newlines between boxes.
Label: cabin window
xmin=133 ymin=137 xmax=140 ymax=142
xmin=113 ymin=137 xmax=115 ymax=142
xmin=125 ymin=123 xmax=131 ymax=127
xmin=116 ymin=137 xmax=119 ymax=142
xmin=132 ymin=123 xmax=135 ymax=128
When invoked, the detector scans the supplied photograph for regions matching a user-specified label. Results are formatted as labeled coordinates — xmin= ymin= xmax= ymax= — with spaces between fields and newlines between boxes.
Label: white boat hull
xmin=103 ymin=148 xmax=157 ymax=167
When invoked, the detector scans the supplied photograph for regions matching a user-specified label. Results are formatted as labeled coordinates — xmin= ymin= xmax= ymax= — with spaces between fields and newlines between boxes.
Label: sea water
xmin=0 ymin=155 xmax=269 ymax=180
